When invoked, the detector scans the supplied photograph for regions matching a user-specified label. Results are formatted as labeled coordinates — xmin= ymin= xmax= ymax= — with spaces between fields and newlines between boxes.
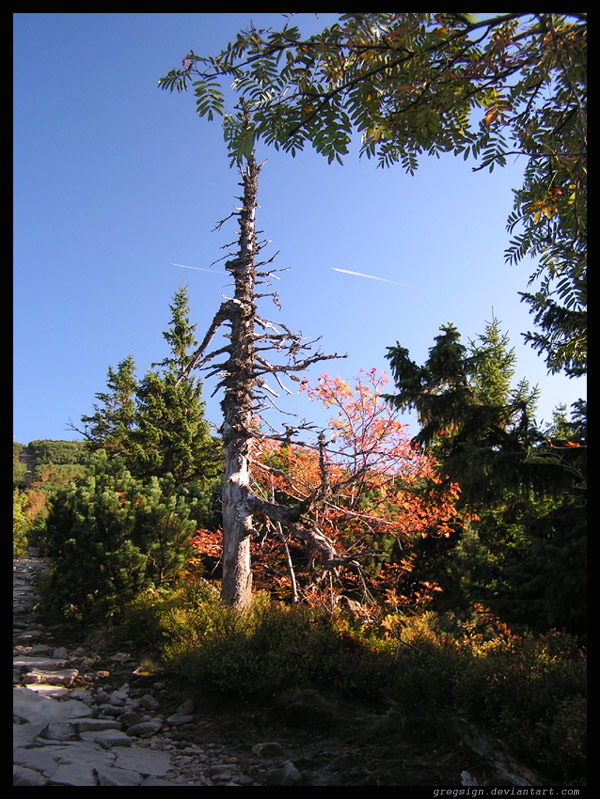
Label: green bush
xmin=160 ymin=592 xmax=392 ymax=703
xmin=38 ymin=454 xmax=205 ymax=624
xmin=455 ymin=629 xmax=587 ymax=783
xmin=26 ymin=439 xmax=91 ymax=466
xmin=13 ymin=488 xmax=29 ymax=557
xmin=387 ymin=609 xmax=586 ymax=784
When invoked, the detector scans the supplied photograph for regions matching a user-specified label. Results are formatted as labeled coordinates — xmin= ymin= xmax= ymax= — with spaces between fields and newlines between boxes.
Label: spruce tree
xmin=134 ymin=285 xmax=222 ymax=490
xmin=386 ymin=319 xmax=540 ymax=505
xmin=76 ymin=287 xmax=222 ymax=492
xmin=387 ymin=319 xmax=586 ymax=636
xmin=78 ymin=354 xmax=139 ymax=461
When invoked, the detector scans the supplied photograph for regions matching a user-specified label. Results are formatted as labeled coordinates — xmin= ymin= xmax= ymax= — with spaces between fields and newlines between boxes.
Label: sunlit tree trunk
xmin=219 ymin=151 xmax=260 ymax=608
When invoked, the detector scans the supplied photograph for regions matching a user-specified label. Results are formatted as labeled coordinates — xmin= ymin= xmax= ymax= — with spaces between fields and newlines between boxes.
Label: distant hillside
xmin=14 ymin=439 xmax=91 ymax=491
xmin=21 ymin=439 xmax=90 ymax=465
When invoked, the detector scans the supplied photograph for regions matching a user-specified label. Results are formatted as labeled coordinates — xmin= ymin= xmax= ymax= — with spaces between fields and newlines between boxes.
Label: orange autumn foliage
xmin=250 ymin=370 xmax=461 ymax=607
xmin=189 ymin=370 xmax=462 ymax=609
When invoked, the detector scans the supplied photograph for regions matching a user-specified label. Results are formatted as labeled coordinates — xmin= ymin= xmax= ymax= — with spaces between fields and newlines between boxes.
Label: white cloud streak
xmin=171 ymin=263 xmax=414 ymax=287
xmin=171 ymin=262 xmax=226 ymax=274
xmin=332 ymin=267 xmax=416 ymax=288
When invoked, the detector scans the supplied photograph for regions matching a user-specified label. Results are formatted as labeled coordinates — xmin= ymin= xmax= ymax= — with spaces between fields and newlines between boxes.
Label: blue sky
xmin=13 ymin=12 xmax=586 ymax=446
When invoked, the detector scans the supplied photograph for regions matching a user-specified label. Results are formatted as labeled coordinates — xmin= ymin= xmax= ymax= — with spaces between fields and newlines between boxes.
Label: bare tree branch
xmin=177 ymin=136 xmax=345 ymax=607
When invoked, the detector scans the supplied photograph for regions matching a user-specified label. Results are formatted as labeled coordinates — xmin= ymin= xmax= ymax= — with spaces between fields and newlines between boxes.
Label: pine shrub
xmin=38 ymin=454 xmax=205 ymax=624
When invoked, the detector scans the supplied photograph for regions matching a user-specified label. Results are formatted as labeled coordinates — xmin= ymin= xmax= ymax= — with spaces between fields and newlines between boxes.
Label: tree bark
xmin=218 ymin=151 xmax=261 ymax=609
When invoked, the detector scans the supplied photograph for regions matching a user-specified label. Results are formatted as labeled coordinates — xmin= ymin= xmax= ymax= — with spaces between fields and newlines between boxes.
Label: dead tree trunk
xmin=179 ymin=144 xmax=343 ymax=609
xmin=219 ymin=151 xmax=260 ymax=609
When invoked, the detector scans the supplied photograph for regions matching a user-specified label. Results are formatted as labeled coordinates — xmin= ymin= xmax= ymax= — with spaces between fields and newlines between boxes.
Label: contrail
xmin=171 ymin=262 xmax=226 ymax=274
xmin=172 ymin=262 xmax=413 ymax=286
xmin=332 ymin=267 xmax=415 ymax=288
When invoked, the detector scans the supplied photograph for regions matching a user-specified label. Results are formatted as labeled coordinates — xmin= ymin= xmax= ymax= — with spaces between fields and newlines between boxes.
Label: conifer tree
xmin=135 ymin=285 xmax=222 ymax=489
xmin=77 ymin=354 xmax=139 ymax=462
xmin=387 ymin=319 xmax=586 ymax=635
xmin=75 ymin=287 xmax=221 ymax=494
xmin=41 ymin=455 xmax=205 ymax=621
xmin=49 ymin=288 xmax=223 ymax=619
xmin=386 ymin=319 xmax=540 ymax=505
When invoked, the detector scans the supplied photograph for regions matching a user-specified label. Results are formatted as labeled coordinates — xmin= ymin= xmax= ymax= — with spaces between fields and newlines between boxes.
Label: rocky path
xmin=13 ymin=554 xmax=299 ymax=787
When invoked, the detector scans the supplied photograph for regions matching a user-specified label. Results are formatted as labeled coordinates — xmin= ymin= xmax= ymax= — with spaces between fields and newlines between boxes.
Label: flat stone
xmin=212 ymin=771 xmax=236 ymax=783
xmin=114 ymin=745 xmax=173 ymax=776
xmin=111 ymin=652 xmax=134 ymax=663
xmin=76 ymin=718 xmax=122 ymax=732
xmin=23 ymin=668 xmax=79 ymax=686
xmin=47 ymin=762 xmax=99 ymax=786
xmin=13 ymin=686 xmax=92 ymax=725
xmin=13 ymin=720 xmax=48 ymax=748
xmin=264 ymin=760 xmax=302 ymax=786
xmin=209 ymin=763 xmax=239 ymax=776
xmin=252 ymin=741 xmax=285 ymax=759
xmin=16 ymin=644 xmax=53 ymax=655
xmin=13 ymin=764 xmax=48 ymax=786
xmin=22 ymin=683 xmax=70 ymax=698
xmin=140 ymin=693 xmax=160 ymax=711
xmin=94 ymin=765 xmax=145 ymax=786
xmin=68 ymin=688 xmax=94 ymax=702
xmin=166 ymin=713 xmax=194 ymax=726
xmin=40 ymin=721 xmax=79 ymax=741
xmin=13 ymin=655 xmax=68 ymax=670
xmin=80 ymin=728 xmax=132 ymax=748
xmin=177 ymin=698 xmax=195 ymax=715
xmin=96 ymin=703 xmax=124 ymax=716
xmin=14 ymin=629 xmax=48 ymax=643
xmin=119 ymin=710 xmax=144 ymax=727
xmin=233 ymin=774 xmax=256 ymax=786
xmin=127 ymin=718 xmax=163 ymax=737
xmin=13 ymin=740 xmax=115 ymax=780
xmin=281 ymin=760 xmax=302 ymax=785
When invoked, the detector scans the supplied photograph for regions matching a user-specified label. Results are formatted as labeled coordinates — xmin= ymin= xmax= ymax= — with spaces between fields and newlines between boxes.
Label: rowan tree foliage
xmin=159 ymin=12 xmax=586 ymax=379
xmin=195 ymin=369 xmax=461 ymax=609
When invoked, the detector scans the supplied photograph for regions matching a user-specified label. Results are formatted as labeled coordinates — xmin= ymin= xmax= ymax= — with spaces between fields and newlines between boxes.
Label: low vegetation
xmin=104 ymin=583 xmax=586 ymax=785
